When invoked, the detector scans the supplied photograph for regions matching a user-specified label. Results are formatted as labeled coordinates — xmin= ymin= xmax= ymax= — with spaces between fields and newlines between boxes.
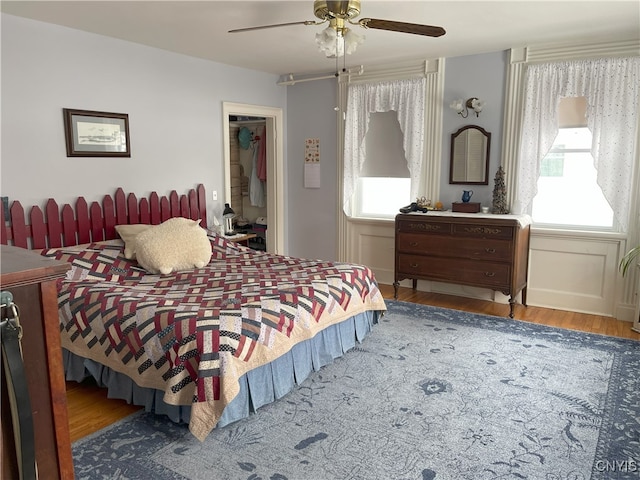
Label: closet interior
xmin=228 ymin=115 xmax=268 ymax=250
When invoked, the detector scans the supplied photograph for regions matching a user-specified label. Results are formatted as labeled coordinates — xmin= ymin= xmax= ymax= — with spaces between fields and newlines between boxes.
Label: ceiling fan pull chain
xmin=335 ymin=34 xmax=339 ymax=74
xmin=343 ymin=43 xmax=347 ymax=73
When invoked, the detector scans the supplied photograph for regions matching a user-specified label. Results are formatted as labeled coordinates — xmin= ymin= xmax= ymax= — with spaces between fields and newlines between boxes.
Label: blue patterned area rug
xmin=72 ymin=301 xmax=640 ymax=480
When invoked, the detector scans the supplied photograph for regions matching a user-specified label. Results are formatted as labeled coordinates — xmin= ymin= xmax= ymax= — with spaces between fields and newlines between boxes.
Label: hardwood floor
xmin=66 ymin=284 xmax=639 ymax=442
xmin=66 ymin=379 xmax=142 ymax=442
xmin=384 ymin=284 xmax=640 ymax=340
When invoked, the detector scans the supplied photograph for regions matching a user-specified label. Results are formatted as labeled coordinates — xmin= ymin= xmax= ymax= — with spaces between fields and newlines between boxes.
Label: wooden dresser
xmin=394 ymin=212 xmax=531 ymax=317
xmin=1 ymin=245 xmax=74 ymax=480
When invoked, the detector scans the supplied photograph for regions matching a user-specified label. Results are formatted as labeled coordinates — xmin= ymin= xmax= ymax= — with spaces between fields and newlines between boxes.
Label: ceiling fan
xmin=229 ymin=0 xmax=446 ymax=58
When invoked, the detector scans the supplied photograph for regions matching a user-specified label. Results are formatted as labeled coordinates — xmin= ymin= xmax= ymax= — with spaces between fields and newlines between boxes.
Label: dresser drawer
xmin=397 ymin=233 xmax=513 ymax=261
xmin=397 ymin=218 xmax=451 ymax=235
xmin=453 ymin=223 xmax=514 ymax=240
xmin=397 ymin=254 xmax=511 ymax=288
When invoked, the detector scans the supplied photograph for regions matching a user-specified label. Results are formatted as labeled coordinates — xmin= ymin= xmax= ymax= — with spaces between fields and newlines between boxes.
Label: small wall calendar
xmin=304 ymin=138 xmax=320 ymax=188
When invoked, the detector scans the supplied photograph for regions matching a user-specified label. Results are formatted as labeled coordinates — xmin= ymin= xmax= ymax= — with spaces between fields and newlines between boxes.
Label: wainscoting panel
xmin=346 ymin=220 xmax=396 ymax=285
xmin=346 ymin=219 xmax=626 ymax=319
xmin=527 ymin=233 xmax=619 ymax=316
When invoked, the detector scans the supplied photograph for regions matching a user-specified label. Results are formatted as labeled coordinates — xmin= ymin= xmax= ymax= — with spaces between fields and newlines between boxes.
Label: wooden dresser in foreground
xmin=394 ymin=212 xmax=531 ymax=318
xmin=1 ymin=245 xmax=74 ymax=480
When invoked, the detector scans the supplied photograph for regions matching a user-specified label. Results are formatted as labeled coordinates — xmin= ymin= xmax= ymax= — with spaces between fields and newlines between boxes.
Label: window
xmin=531 ymin=127 xmax=614 ymax=229
xmin=516 ymin=58 xmax=639 ymax=233
xmin=354 ymin=177 xmax=411 ymax=218
xmin=343 ymin=78 xmax=426 ymax=217
xmin=352 ymin=111 xmax=411 ymax=219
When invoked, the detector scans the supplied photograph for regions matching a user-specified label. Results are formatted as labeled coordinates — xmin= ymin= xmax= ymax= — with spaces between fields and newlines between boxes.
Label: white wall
xmin=0 ymin=14 xmax=286 ymax=227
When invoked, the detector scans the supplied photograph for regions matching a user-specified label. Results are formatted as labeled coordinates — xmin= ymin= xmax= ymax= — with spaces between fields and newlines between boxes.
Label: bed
xmin=0 ymin=185 xmax=386 ymax=441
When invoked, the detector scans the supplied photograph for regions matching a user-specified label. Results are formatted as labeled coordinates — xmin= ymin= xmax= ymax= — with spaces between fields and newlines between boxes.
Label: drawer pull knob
xmin=485 ymin=272 xmax=496 ymax=277
xmin=485 ymin=248 xmax=496 ymax=253
xmin=411 ymin=263 xmax=420 ymax=268
xmin=410 ymin=242 xmax=419 ymax=247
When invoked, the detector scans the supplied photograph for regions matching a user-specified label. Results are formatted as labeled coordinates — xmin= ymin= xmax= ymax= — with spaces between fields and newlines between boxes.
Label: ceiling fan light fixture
xmin=315 ymin=25 xmax=364 ymax=57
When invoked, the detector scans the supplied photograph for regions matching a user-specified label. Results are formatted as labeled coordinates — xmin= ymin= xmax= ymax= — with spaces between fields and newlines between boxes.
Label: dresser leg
xmin=393 ymin=282 xmax=399 ymax=299
xmin=508 ymin=299 xmax=515 ymax=318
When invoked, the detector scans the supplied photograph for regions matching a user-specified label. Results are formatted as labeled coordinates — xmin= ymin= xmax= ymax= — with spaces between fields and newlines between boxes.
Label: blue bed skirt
xmin=63 ymin=309 xmax=381 ymax=428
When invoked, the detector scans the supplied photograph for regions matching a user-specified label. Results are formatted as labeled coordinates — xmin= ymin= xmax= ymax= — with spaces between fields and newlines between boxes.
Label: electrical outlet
xmin=1 ymin=197 xmax=9 ymax=221
xmin=212 ymin=191 xmax=218 ymax=201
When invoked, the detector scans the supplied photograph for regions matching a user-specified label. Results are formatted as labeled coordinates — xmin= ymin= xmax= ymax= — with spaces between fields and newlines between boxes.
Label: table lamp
xmin=222 ymin=203 xmax=235 ymax=235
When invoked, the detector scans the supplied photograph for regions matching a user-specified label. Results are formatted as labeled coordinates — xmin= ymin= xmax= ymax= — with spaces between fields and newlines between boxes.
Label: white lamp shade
xmin=449 ymin=99 xmax=464 ymax=113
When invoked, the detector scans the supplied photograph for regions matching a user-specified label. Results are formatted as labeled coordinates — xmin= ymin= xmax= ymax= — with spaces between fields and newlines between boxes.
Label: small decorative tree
xmin=492 ymin=166 xmax=509 ymax=214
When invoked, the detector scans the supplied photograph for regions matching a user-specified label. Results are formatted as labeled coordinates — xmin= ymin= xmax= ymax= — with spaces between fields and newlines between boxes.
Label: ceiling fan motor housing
xmin=314 ymin=0 xmax=361 ymax=21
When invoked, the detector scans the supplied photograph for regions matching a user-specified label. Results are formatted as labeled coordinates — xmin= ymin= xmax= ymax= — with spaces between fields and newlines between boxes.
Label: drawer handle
xmin=484 ymin=272 xmax=496 ymax=277
xmin=485 ymin=248 xmax=496 ymax=253
xmin=410 ymin=242 xmax=419 ymax=247
xmin=411 ymin=263 xmax=420 ymax=268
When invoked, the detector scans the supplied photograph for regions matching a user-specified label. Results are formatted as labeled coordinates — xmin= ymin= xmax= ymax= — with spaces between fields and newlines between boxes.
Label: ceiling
xmin=2 ymin=1 xmax=639 ymax=77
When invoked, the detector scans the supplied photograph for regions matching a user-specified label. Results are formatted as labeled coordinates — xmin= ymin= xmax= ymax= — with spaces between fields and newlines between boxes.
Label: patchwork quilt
xmin=43 ymin=235 xmax=386 ymax=440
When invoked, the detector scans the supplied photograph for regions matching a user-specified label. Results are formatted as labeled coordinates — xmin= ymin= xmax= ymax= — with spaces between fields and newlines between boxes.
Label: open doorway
xmin=222 ymin=102 xmax=284 ymax=254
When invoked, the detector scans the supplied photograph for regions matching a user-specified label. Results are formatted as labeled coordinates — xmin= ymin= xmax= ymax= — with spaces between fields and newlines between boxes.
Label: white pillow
xmin=115 ymin=224 xmax=153 ymax=259
xmin=134 ymin=217 xmax=212 ymax=275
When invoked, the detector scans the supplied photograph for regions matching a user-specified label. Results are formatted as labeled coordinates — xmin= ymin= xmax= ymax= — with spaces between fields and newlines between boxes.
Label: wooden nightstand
xmin=1 ymin=245 xmax=74 ymax=480
xmin=224 ymin=233 xmax=257 ymax=247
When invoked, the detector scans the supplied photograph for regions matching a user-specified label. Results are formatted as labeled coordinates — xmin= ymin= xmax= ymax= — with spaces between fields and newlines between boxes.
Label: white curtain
xmin=343 ymin=78 xmax=426 ymax=215
xmin=515 ymin=56 xmax=640 ymax=231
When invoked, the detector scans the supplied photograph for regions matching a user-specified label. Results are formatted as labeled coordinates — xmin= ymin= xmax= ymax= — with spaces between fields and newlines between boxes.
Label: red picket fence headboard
xmin=1 ymin=184 xmax=207 ymax=250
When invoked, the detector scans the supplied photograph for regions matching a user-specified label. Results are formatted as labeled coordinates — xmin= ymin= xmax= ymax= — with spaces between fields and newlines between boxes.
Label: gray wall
xmin=282 ymin=51 xmax=509 ymax=260
xmin=441 ymin=51 xmax=507 ymax=209
xmin=1 ymin=14 xmax=286 ymax=226
xmin=285 ymin=78 xmax=339 ymax=261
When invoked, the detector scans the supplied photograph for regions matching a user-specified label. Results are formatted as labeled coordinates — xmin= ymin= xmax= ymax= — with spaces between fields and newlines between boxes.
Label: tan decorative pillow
xmin=134 ymin=217 xmax=212 ymax=275
xmin=115 ymin=224 xmax=153 ymax=259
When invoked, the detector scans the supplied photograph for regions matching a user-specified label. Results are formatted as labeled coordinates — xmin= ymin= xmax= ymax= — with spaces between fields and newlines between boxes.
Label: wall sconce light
xmin=222 ymin=203 xmax=236 ymax=236
xmin=450 ymin=97 xmax=485 ymax=118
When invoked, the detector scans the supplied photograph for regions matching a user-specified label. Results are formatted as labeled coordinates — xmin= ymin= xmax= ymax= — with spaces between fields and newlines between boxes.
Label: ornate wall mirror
xmin=449 ymin=125 xmax=491 ymax=185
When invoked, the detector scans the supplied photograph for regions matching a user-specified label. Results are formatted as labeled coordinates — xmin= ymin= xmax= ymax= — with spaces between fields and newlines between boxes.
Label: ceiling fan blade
xmin=229 ymin=20 xmax=319 ymax=33
xmin=358 ymin=18 xmax=446 ymax=37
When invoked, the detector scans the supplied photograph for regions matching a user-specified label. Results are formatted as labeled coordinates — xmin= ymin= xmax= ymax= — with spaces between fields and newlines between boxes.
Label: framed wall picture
xmin=63 ymin=108 xmax=130 ymax=157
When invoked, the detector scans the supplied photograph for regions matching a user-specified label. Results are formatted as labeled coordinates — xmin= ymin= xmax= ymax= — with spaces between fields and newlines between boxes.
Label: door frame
xmin=222 ymin=102 xmax=284 ymax=254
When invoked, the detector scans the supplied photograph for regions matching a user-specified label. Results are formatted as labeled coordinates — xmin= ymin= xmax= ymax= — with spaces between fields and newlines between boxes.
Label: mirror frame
xmin=449 ymin=125 xmax=491 ymax=185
